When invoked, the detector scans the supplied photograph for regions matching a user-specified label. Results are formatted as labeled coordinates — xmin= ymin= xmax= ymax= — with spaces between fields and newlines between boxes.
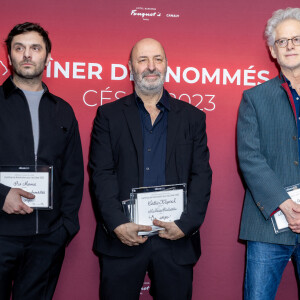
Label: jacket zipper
xmin=35 ymin=154 xmax=39 ymax=234
xmin=35 ymin=91 xmax=43 ymax=234
xmin=20 ymin=89 xmax=43 ymax=235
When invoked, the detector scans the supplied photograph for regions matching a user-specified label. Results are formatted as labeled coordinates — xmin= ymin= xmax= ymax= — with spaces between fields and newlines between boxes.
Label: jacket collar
xmin=279 ymin=72 xmax=297 ymax=119
xmin=3 ymin=76 xmax=57 ymax=103
xmin=278 ymin=72 xmax=285 ymax=83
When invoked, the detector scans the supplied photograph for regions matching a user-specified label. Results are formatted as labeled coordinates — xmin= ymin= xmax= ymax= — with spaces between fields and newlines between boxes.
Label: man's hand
xmin=2 ymin=188 xmax=34 ymax=215
xmin=279 ymin=199 xmax=300 ymax=233
xmin=114 ymin=222 xmax=152 ymax=246
xmin=153 ymin=219 xmax=185 ymax=240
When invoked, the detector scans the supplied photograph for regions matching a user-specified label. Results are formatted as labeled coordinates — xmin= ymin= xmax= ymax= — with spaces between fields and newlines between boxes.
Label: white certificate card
xmin=271 ymin=184 xmax=300 ymax=233
xmin=0 ymin=166 xmax=53 ymax=209
xmin=135 ymin=189 xmax=184 ymax=225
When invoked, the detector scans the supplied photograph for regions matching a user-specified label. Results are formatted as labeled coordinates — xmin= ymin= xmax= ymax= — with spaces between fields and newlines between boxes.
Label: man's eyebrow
xmin=12 ymin=42 xmax=42 ymax=47
xmin=137 ymin=55 xmax=163 ymax=59
xmin=31 ymin=44 xmax=42 ymax=48
xmin=12 ymin=42 xmax=24 ymax=47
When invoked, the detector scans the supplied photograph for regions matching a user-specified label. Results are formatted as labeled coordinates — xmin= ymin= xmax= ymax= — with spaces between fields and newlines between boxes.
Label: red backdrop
xmin=0 ymin=1 xmax=299 ymax=299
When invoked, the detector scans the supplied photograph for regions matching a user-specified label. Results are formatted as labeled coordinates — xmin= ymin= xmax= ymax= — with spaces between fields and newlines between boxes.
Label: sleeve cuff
xmin=0 ymin=184 xmax=11 ymax=209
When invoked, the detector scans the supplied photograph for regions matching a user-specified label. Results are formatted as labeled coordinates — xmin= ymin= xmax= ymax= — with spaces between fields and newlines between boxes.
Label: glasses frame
xmin=274 ymin=36 xmax=300 ymax=48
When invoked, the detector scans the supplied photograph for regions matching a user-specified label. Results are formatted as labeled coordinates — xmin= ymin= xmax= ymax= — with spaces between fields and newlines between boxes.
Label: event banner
xmin=0 ymin=0 xmax=299 ymax=299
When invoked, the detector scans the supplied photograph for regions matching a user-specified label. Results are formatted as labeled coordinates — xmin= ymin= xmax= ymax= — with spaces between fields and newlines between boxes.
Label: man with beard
xmin=89 ymin=38 xmax=212 ymax=299
xmin=0 ymin=22 xmax=84 ymax=300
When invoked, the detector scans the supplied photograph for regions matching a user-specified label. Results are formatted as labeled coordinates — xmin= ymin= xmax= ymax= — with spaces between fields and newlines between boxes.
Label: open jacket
xmin=0 ymin=77 xmax=84 ymax=239
xmin=89 ymin=91 xmax=212 ymax=265
xmin=238 ymin=75 xmax=300 ymax=245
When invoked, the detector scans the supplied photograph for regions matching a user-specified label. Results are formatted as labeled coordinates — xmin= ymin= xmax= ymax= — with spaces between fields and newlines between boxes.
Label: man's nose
xmin=287 ymin=39 xmax=295 ymax=50
xmin=23 ymin=48 xmax=32 ymax=59
xmin=148 ymin=60 xmax=155 ymax=71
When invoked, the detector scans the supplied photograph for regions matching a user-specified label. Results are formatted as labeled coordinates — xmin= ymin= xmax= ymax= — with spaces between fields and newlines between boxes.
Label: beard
xmin=11 ymin=57 xmax=46 ymax=80
xmin=132 ymin=68 xmax=166 ymax=95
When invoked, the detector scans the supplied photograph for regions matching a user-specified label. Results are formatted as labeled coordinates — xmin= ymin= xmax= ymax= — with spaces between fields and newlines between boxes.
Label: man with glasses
xmin=237 ymin=7 xmax=300 ymax=300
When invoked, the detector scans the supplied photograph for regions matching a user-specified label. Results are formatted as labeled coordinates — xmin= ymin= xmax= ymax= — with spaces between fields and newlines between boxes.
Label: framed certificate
xmin=124 ymin=183 xmax=187 ymax=236
xmin=0 ymin=165 xmax=53 ymax=209
xmin=271 ymin=183 xmax=300 ymax=234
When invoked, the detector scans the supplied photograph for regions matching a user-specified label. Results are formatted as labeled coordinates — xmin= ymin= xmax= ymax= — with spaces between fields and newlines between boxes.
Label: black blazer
xmin=89 ymin=91 xmax=212 ymax=265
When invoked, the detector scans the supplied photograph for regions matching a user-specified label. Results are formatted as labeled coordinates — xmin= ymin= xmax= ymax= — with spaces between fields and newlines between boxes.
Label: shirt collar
xmin=134 ymin=89 xmax=170 ymax=112
xmin=283 ymin=75 xmax=298 ymax=93
xmin=284 ymin=75 xmax=292 ymax=87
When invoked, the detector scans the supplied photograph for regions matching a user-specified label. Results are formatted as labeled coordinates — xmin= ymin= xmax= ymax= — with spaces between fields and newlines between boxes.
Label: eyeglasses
xmin=275 ymin=36 xmax=300 ymax=48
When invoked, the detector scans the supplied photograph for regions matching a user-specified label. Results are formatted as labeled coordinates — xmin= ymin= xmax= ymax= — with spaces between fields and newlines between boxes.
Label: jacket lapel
xmin=279 ymin=74 xmax=297 ymax=121
xmin=122 ymin=93 xmax=181 ymax=181
xmin=166 ymin=96 xmax=181 ymax=167
xmin=122 ymin=94 xmax=144 ymax=185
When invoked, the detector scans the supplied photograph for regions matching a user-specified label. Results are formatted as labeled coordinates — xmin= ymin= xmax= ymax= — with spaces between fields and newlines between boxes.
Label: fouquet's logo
xmin=130 ymin=7 xmax=161 ymax=21
xmin=130 ymin=7 xmax=180 ymax=21
xmin=0 ymin=61 xmax=8 ymax=76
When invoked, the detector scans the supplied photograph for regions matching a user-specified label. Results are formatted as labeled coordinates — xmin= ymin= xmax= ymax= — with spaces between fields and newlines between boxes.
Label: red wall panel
xmin=0 ymin=1 xmax=299 ymax=299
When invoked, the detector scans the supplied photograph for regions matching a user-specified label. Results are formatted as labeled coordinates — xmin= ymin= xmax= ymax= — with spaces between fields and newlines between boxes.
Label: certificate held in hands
xmin=271 ymin=183 xmax=300 ymax=234
xmin=0 ymin=166 xmax=53 ymax=209
xmin=123 ymin=183 xmax=187 ymax=236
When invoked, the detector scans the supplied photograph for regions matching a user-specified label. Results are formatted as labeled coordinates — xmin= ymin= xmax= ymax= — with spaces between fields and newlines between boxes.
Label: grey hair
xmin=265 ymin=7 xmax=300 ymax=46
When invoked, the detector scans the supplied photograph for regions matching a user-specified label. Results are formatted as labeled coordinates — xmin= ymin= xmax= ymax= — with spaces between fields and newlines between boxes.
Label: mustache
xmin=21 ymin=59 xmax=35 ymax=65
xmin=142 ymin=69 xmax=161 ymax=78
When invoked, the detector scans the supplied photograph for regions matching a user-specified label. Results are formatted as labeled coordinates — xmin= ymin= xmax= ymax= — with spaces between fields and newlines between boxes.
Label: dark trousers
xmin=0 ymin=226 xmax=67 ymax=300
xmin=99 ymin=235 xmax=193 ymax=300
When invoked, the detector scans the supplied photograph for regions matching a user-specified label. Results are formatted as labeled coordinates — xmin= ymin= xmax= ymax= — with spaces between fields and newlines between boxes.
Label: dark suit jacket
xmin=238 ymin=75 xmax=300 ymax=245
xmin=89 ymin=91 xmax=212 ymax=265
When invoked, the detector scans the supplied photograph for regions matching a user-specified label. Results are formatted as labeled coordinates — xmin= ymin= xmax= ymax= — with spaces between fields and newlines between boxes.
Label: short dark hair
xmin=5 ymin=22 xmax=52 ymax=56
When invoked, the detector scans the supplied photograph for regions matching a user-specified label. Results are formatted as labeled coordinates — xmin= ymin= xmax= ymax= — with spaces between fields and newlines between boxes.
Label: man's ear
xmin=128 ymin=60 xmax=132 ymax=74
xmin=269 ymin=46 xmax=277 ymax=59
xmin=45 ymin=53 xmax=51 ymax=67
